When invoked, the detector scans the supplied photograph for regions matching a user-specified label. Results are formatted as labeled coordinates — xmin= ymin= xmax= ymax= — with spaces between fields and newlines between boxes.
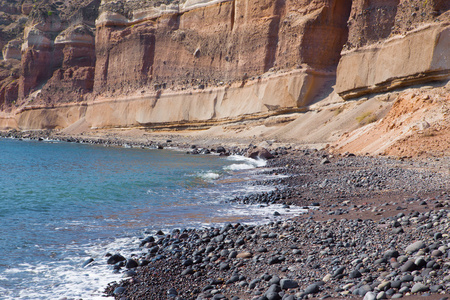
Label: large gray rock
xmin=411 ymin=283 xmax=429 ymax=293
xmin=404 ymin=241 xmax=425 ymax=253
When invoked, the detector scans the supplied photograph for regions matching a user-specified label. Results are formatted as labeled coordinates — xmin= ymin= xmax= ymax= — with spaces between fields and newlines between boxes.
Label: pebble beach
xmin=101 ymin=147 xmax=450 ymax=300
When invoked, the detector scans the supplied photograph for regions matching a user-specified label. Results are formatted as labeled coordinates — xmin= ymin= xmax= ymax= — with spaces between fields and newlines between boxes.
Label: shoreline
xmin=0 ymin=129 xmax=254 ymax=156
xmin=3 ymin=130 xmax=450 ymax=300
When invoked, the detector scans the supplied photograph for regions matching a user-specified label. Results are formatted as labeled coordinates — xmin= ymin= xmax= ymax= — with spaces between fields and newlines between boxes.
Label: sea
xmin=0 ymin=137 xmax=305 ymax=299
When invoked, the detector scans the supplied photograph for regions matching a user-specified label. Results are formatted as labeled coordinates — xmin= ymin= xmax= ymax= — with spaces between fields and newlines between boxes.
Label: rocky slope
xmin=0 ymin=0 xmax=448 ymax=157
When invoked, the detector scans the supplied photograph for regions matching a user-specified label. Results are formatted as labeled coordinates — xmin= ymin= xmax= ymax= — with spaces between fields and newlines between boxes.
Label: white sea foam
xmin=0 ymin=237 xmax=146 ymax=300
xmin=225 ymin=163 xmax=255 ymax=171
xmin=228 ymin=203 xmax=308 ymax=218
xmin=198 ymin=171 xmax=221 ymax=181
xmin=198 ymin=202 xmax=310 ymax=227
xmin=224 ymin=155 xmax=267 ymax=171
xmin=227 ymin=155 xmax=267 ymax=166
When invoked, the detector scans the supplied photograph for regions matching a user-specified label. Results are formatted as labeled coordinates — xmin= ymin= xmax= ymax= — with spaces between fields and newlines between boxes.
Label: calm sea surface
xmin=0 ymin=138 xmax=303 ymax=299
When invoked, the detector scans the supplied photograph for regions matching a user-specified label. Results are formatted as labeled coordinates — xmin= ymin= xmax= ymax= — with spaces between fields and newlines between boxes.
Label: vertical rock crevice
xmin=263 ymin=0 xmax=285 ymax=72
xmin=299 ymin=0 xmax=352 ymax=71
xmin=230 ymin=0 xmax=236 ymax=32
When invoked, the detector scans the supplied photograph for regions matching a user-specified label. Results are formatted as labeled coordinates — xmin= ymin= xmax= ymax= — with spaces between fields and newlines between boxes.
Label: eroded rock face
xmin=93 ymin=0 xmax=352 ymax=98
xmin=14 ymin=0 xmax=99 ymax=103
xmin=2 ymin=38 xmax=22 ymax=60
xmin=336 ymin=0 xmax=450 ymax=99
xmin=37 ymin=24 xmax=96 ymax=103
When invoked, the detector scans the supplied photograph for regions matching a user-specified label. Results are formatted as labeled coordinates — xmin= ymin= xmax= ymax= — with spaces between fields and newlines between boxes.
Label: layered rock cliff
xmin=337 ymin=0 xmax=450 ymax=99
xmin=0 ymin=0 xmax=448 ymax=143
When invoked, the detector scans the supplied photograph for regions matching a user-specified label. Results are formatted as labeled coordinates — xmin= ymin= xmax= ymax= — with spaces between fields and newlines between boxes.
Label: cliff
xmin=0 ymin=0 xmax=354 ymax=129
xmin=0 ymin=0 xmax=448 ymax=156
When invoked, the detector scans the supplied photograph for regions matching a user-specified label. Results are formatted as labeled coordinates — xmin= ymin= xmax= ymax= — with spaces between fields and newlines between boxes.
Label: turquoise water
xmin=0 ymin=138 xmax=301 ymax=299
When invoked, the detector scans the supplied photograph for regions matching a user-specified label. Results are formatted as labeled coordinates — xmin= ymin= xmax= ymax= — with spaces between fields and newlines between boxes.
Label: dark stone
xmin=125 ymin=258 xmax=138 ymax=269
xmin=280 ymin=279 xmax=298 ymax=289
xmin=333 ymin=266 xmax=345 ymax=277
xmin=263 ymin=274 xmax=272 ymax=281
xmin=107 ymin=254 xmax=126 ymax=265
xmin=236 ymin=238 xmax=245 ymax=246
xmin=265 ymin=284 xmax=282 ymax=295
xmin=384 ymin=250 xmax=399 ymax=259
xmin=415 ymin=258 xmax=426 ymax=269
xmin=214 ymin=235 xmax=225 ymax=243
xmin=430 ymin=284 xmax=443 ymax=293
xmin=226 ymin=275 xmax=240 ymax=284
xmin=113 ymin=286 xmax=126 ymax=295
xmin=390 ymin=280 xmax=402 ymax=289
xmin=182 ymin=258 xmax=193 ymax=266
xmin=82 ymin=258 xmax=94 ymax=268
xmin=202 ymin=285 xmax=214 ymax=291
xmin=400 ymin=260 xmax=417 ymax=272
xmin=431 ymin=250 xmax=443 ymax=257
xmin=219 ymin=262 xmax=230 ymax=270
xmin=268 ymin=257 xmax=280 ymax=265
xmin=181 ymin=267 xmax=194 ymax=275
xmin=149 ymin=245 xmax=159 ymax=253
xmin=349 ymin=270 xmax=362 ymax=279
xmin=401 ymin=275 xmax=414 ymax=282
xmin=269 ymin=275 xmax=280 ymax=285
xmin=140 ymin=236 xmax=155 ymax=247
xmin=426 ymin=260 xmax=436 ymax=269
xmin=374 ymin=258 xmax=387 ymax=265
xmin=216 ymin=146 xmax=226 ymax=153
xmin=139 ymin=259 xmax=149 ymax=266
xmin=249 ymin=278 xmax=261 ymax=289
xmin=210 ymin=278 xmax=224 ymax=285
xmin=386 ymin=288 xmax=395 ymax=296
xmin=167 ymin=287 xmax=178 ymax=296
xmin=247 ymin=147 xmax=274 ymax=160
xmin=304 ymin=283 xmax=320 ymax=294
xmin=123 ymin=270 xmax=137 ymax=277
xmin=393 ymin=227 xmax=404 ymax=234
xmin=265 ymin=293 xmax=281 ymax=300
